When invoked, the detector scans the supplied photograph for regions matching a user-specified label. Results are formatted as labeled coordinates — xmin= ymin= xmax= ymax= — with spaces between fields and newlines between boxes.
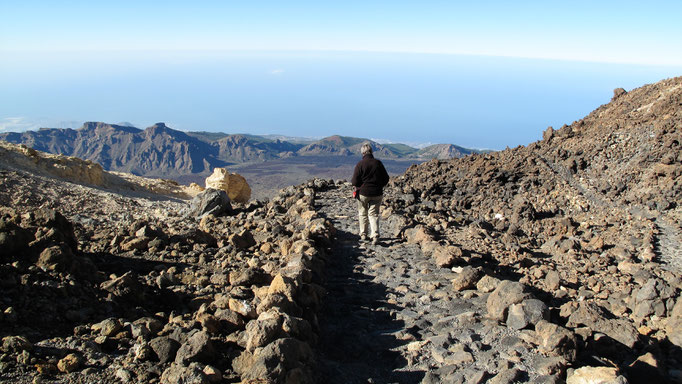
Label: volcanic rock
xmin=535 ymin=320 xmax=578 ymax=361
xmin=566 ymin=366 xmax=628 ymax=384
xmin=451 ymin=266 xmax=481 ymax=291
xmin=487 ymin=280 xmax=532 ymax=321
xmin=205 ymin=168 xmax=251 ymax=203
xmin=507 ymin=299 xmax=550 ymax=330
xmin=187 ymin=188 xmax=232 ymax=218
xmin=175 ymin=330 xmax=215 ymax=365
xmin=150 ymin=336 xmax=181 ymax=364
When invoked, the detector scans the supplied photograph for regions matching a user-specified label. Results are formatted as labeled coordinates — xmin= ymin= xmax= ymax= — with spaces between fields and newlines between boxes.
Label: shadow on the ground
xmin=314 ymin=221 xmax=425 ymax=384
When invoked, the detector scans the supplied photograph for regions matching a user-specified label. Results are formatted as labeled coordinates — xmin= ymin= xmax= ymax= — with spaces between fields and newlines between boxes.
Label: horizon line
xmin=3 ymin=47 xmax=682 ymax=68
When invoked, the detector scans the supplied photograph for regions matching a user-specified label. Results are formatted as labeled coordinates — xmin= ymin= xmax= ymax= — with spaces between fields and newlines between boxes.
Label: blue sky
xmin=3 ymin=1 xmax=682 ymax=64
xmin=1 ymin=1 xmax=681 ymax=148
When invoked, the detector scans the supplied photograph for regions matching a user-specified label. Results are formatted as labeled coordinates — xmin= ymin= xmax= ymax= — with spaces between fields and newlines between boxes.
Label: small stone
xmin=161 ymin=363 xmax=210 ymax=384
xmin=37 ymin=244 xmax=74 ymax=271
xmin=205 ymin=168 xmax=251 ymax=203
xmin=245 ymin=312 xmax=283 ymax=352
xmin=197 ymin=313 xmax=221 ymax=333
xmin=566 ymin=366 xmax=628 ymax=384
xmin=120 ymin=237 xmax=150 ymax=251
xmin=545 ymin=270 xmax=561 ymax=291
xmin=627 ymin=352 xmax=665 ymax=383
xmin=268 ymin=273 xmax=296 ymax=300
xmin=487 ymin=280 xmax=531 ymax=321
xmin=35 ymin=363 xmax=56 ymax=375
xmin=535 ymin=356 xmax=567 ymax=376
xmin=404 ymin=225 xmax=434 ymax=245
xmin=451 ymin=267 xmax=482 ymax=291
xmin=667 ymin=316 xmax=682 ymax=347
xmin=506 ymin=299 xmax=550 ymax=330
xmin=150 ymin=336 xmax=181 ymax=364
xmin=188 ymin=188 xmax=233 ymax=218
xmin=535 ymin=320 xmax=578 ymax=361
xmin=134 ymin=343 xmax=155 ymax=361
xmin=175 ymin=331 xmax=215 ymax=365
xmin=57 ymin=353 xmax=82 ymax=373
xmin=203 ymin=365 xmax=222 ymax=384
xmin=1 ymin=336 xmax=32 ymax=353
xmin=17 ymin=350 xmax=31 ymax=365
xmin=228 ymin=298 xmax=257 ymax=319
xmin=93 ymin=318 xmax=123 ymax=337
xmin=260 ymin=242 xmax=274 ymax=254
xmin=115 ymin=368 xmax=135 ymax=383
xmin=490 ymin=368 xmax=523 ymax=384
xmin=434 ymin=245 xmax=463 ymax=268
xmin=476 ymin=275 xmax=500 ymax=293
xmin=447 ymin=351 xmax=475 ymax=365
xmin=230 ymin=229 xmax=256 ymax=249
xmin=214 ymin=308 xmax=245 ymax=332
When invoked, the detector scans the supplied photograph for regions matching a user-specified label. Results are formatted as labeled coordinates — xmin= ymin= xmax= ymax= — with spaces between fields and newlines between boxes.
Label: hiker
xmin=351 ymin=142 xmax=390 ymax=245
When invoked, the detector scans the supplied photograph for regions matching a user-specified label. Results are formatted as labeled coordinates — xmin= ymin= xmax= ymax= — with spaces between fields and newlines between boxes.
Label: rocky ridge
xmin=0 ymin=150 xmax=336 ymax=383
xmin=0 ymin=125 xmax=481 ymax=180
xmin=380 ymin=77 xmax=682 ymax=381
xmin=0 ymin=140 xmax=195 ymax=198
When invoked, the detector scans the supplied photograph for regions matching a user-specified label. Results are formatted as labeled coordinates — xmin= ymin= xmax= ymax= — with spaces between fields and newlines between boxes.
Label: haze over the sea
xmin=1 ymin=1 xmax=681 ymax=149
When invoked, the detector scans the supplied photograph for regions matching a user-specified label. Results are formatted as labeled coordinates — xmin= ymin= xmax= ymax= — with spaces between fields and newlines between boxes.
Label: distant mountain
xmin=415 ymin=144 xmax=477 ymax=159
xmin=214 ymin=134 xmax=302 ymax=163
xmin=0 ymin=122 xmax=483 ymax=179
xmin=0 ymin=122 xmax=222 ymax=177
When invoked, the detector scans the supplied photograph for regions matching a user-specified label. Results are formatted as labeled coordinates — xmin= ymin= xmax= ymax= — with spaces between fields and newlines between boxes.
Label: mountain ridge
xmin=0 ymin=123 xmax=483 ymax=178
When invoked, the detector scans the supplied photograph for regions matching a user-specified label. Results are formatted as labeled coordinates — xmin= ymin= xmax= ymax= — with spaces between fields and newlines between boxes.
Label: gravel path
xmin=313 ymin=184 xmax=552 ymax=384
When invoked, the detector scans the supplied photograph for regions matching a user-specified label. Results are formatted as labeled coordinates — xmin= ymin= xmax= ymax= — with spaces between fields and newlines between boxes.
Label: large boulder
xmin=175 ymin=331 xmax=215 ymax=365
xmin=535 ymin=320 xmax=578 ymax=361
xmin=451 ymin=267 xmax=481 ymax=291
xmin=150 ymin=336 xmax=181 ymax=364
xmin=234 ymin=337 xmax=313 ymax=384
xmin=507 ymin=299 xmax=550 ymax=330
xmin=160 ymin=363 xmax=209 ymax=384
xmin=486 ymin=280 xmax=532 ymax=321
xmin=187 ymin=189 xmax=232 ymax=218
xmin=667 ymin=298 xmax=682 ymax=347
xmin=566 ymin=366 xmax=628 ymax=384
xmin=566 ymin=302 xmax=639 ymax=348
xmin=205 ymin=168 xmax=251 ymax=203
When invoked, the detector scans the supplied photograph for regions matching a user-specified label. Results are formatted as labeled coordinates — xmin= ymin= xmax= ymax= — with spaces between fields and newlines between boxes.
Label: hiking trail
xmin=313 ymin=183 xmax=554 ymax=384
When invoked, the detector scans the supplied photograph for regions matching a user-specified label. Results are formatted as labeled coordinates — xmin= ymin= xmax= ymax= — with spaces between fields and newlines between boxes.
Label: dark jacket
xmin=351 ymin=154 xmax=390 ymax=197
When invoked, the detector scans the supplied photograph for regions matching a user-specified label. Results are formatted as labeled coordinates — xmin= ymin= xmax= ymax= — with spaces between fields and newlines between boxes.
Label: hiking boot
xmin=371 ymin=237 xmax=379 ymax=245
xmin=360 ymin=234 xmax=367 ymax=242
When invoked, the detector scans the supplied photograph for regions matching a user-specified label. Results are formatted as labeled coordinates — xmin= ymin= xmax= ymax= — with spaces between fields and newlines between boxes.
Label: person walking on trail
xmin=351 ymin=142 xmax=390 ymax=245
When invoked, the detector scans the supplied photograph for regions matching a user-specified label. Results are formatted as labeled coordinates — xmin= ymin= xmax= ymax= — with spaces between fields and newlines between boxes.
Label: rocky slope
xmin=0 ymin=145 xmax=335 ymax=383
xmin=379 ymin=76 xmax=682 ymax=382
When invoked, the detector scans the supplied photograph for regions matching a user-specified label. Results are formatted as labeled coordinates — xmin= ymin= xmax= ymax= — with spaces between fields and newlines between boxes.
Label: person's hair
xmin=361 ymin=142 xmax=373 ymax=155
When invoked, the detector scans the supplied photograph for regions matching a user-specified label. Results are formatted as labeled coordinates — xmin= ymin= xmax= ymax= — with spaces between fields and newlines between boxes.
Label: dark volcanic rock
xmin=150 ymin=336 xmax=181 ymax=364
xmin=187 ymin=188 xmax=232 ymax=218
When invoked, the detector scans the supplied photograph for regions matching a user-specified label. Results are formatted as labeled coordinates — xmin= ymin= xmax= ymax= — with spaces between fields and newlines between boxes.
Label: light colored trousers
xmin=357 ymin=194 xmax=383 ymax=239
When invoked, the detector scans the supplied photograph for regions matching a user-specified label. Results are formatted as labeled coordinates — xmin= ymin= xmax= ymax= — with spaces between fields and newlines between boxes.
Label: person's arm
xmin=379 ymin=162 xmax=390 ymax=187
xmin=351 ymin=163 xmax=362 ymax=187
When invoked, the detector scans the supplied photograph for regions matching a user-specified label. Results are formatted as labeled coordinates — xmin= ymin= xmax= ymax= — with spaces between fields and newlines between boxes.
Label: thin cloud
xmin=269 ymin=69 xmax=285 ymax=75
xmin=0 ymin=117 xmax=39 ymax=133
xmin=0 ymin=117 xmax=81 ymax=133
